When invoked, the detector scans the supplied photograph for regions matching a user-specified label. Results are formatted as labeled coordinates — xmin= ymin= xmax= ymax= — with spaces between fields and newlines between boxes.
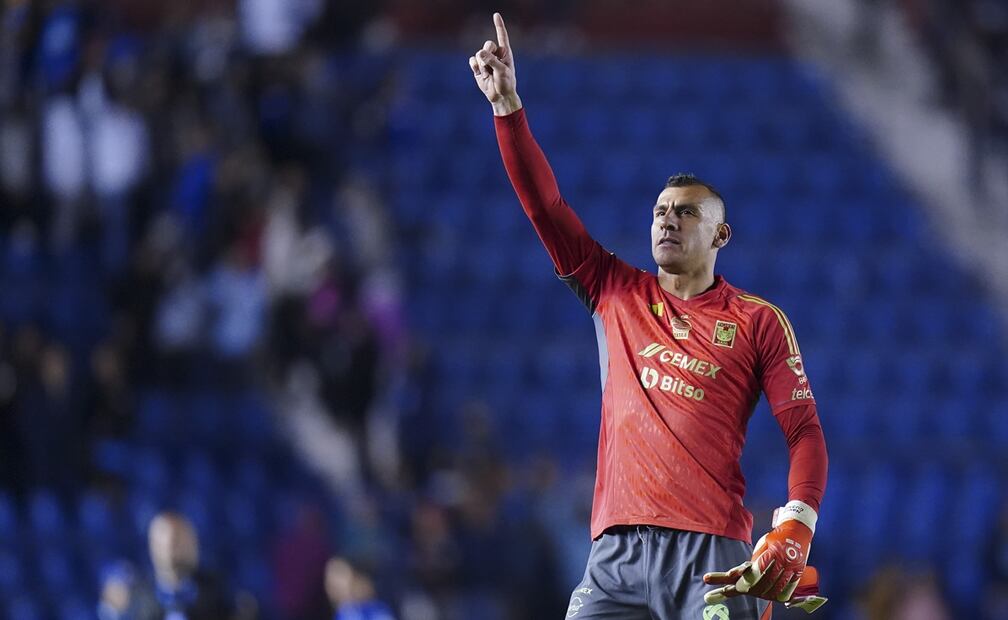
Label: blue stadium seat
xmin=814 ymin=466 xmax=850 ymax=550
xmin=0 ymin=549 xmax=24 ymax=597
xmin=0 ymin=493 xmax=18 ymax=546
xmin=136 ymin=390 xmax=176 ymax=443
xmin=77 ymin=491 xmax=117 ymax=543
xmin=132 ymin=447 xmax=170 ymax=493
xmin=223 ymin=491 xmax=261 ymax=544
xmin=572 ymin=105 xmax=616 ymax=147
xmin=28 ymin=490 xmax=67 ymax=542
xmin=185 ymin=390 xmax=227 ymax=446
xmin=621 ymin=106 xmax=662 ymax=148
xmin=6 ymin=594 xmax=43 ymax=620
xmin=92 ymin=439 xmax=133 ymax=479
xmin=175 ymin=489 xmax=216 ymax=555
xmin=946 ymin=552 xmax=984 ymax=611
xmin=0 ymin=235 xmax=43 ymax=326
xmin=234 ymin=456 xmax=270 ymax=498
xmin=234 ymin=393 xmax=277 ymax=449
xmin=36 ymin=546 xmax=76 ymax=596
xmin=235 ymin=553 xmax=272 ymax=606
xmin=898 ymin=466 xmax=948 ymax=560
xmin=856 ymin=466 xmax=898 ymax=554
xmin=949 ymin=466 xmax=1000 ymax=549
xmin=711 ymin=108 xmax=761 ymax=150
xmin=58 ymin=598 xmax=91 ymax=620
xmin=180 ymin=449 xmax=221 ymax=494
xmin=127 ymin=490 xmax=163 ymax=542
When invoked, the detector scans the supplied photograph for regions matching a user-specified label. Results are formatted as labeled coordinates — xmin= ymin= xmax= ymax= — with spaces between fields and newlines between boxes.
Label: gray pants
xmin=566 ymin=526 xmax=772 ymax=620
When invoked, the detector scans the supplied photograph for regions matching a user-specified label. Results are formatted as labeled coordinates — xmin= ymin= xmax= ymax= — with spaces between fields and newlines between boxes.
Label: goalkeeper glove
xmin=702 ymin=500 xmax=827 ymax=613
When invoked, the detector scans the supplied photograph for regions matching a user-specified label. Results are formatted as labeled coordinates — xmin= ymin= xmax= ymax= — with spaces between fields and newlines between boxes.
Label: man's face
xmin=650 ymin=185 xmax=727 ymax=273
xmin=325 ymin=558 xmax=355 ymax=605
xmin=148 ymin=515 xmax=199 ymax=581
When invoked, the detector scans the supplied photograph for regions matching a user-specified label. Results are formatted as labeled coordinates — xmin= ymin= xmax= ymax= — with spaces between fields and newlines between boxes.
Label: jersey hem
xmin=592 ymin=516 xmax=752 ymax=545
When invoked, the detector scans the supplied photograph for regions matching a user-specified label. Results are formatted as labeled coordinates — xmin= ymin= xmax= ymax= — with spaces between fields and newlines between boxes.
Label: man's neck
xmin=657 ymin=267 xmax=716 ymax=301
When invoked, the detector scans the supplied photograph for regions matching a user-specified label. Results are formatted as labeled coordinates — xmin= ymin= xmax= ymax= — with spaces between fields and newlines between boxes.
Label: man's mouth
xmin=658 ymin=237 xmax=681 ymax=247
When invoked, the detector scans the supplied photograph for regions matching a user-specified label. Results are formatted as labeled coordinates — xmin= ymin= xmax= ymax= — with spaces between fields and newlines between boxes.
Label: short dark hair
xmin=664 ymin=173 xmax=726 ymax=222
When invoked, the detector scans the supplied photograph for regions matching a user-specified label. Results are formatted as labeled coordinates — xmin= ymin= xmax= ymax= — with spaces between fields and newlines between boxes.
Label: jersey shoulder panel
xmin=731 ymin=288 xmax=814 ymax=412
xmin=731 ymin=291 xmax=804 ymax=357
xmin=557 ymin=242 xmax=650 ymax=314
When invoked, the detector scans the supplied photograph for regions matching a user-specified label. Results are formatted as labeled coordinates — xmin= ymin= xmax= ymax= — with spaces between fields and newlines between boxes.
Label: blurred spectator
xmin=262 ymin=166 xmax=333 ymax=299
xmin=97 ymin=560 xmax=138 ymax=620
xmin=152 ymin=257 xmax=206 ymax=385
xmin=859 ymin=565 xmax=952 ymax=620
xmin=0 ymin=108 xmax=34 ymax=228
xmin=408 ymin=501 xmax=460 ymax=608
xmin=985 ymin=503 xmax=1008 ymax=620
xmin=0 ymin=324 xmax=22 ymax=494
xmin=272 ymin=501 xmax=332 ymax=620
xmin=325 ymin=556 xmax=396 ymax=620
xmin=906 ymin=0 xmax=1007 ymax=199
xmin=15 ymin=336 xmax=82 ymax=496
xmin=205 ymin=240 xmax=267 ymax=376
xmin=129 ymin=511 xmax=239 ymax=620
xmin=239 ymin=0 xmax=323 ymax=57
xmin=85 ymin=335 xmax=134 ymax=487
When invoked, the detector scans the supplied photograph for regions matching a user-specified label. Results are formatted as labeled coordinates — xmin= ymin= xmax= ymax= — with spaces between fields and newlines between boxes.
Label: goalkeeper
xmin=469 ymin=13 xmax=829 ymax=619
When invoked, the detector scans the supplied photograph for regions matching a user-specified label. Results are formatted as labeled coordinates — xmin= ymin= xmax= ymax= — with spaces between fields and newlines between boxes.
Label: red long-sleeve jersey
xmin=495 ymin=108 xmax=827 ymax=542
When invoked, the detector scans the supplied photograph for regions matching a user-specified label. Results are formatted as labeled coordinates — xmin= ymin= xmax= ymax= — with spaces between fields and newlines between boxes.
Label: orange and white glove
xmin=703 ymin=501 xmax=827 ymax=613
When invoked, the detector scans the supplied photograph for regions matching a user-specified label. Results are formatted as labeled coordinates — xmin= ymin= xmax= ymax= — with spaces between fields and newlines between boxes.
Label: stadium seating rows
xmin=392 ymin=51 xmax=1008 ymax=611
xmin=0 ymin=384 xmax=320 ymax=619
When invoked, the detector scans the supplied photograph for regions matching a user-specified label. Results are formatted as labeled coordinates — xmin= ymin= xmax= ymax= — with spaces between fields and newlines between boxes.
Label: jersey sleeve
xmin=775 ymin=403 xmax=828 ymax=512
xmin=750 ymin=301 xmax=815 ymax=414
xmin=495 ymin=108 xmax=638 ymax=313
xmin=749 ymin=301 xmax=827 ymax=511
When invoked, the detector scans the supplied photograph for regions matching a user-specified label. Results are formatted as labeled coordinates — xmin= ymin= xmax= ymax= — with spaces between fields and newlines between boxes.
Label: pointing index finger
xmin=493 ymin=12 xmax=510 ymax=49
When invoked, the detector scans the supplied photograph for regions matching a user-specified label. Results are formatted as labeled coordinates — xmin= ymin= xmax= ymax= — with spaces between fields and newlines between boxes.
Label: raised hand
xmin=469 ymin=12 xmax=522 ymax=116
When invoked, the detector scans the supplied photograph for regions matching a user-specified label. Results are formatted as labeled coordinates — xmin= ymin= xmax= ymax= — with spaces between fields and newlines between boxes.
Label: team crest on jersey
xmin=787 ymin=355 xmax=805 ymax=377
xmin=671 ymin=315 xmax=691 ymax=340
xmin=712 ymin=320 xmax=737 ymax=348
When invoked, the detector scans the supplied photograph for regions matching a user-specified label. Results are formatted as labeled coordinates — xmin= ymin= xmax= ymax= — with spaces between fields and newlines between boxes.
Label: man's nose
xmin=660 ymin=216 xmax=679 ymax=230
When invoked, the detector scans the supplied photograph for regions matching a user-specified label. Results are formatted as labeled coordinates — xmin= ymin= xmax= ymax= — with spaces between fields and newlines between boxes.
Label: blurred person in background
xmin=271 ymin=501 xmax=332 ymax=620
xmin=97 ymin=560 xmax=139 ymax=620
xmin=325 ymin=555 xmax=396 ymax=620
xmin=857 ymin=565 xmax=951 ymax=620
xmin=14 ymin=332 xmax=83 ymax=497
xmin=128 ymin=511 xmax=241 ymax=620
xmin=985 ymin=502 xmax=1008 ymax=620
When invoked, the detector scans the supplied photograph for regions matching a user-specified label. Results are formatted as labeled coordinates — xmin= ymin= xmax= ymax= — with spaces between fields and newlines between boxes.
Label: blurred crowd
xmin=0 ymin=0 xmax=401 ymax=491
xmin=902 ymin=0 xmax=1008 ymax=199
xmin=0 ymin=0 xmax=581 ymax=618
xmin=2 ymin=0 xmax=1007 ymax=619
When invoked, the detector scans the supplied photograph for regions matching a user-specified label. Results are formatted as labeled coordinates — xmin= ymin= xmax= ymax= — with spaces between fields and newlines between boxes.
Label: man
xmin=325 ymin=556 xmax=396 ymax=620
xmin=97 ymin=560 xmax=137 ymax=620
xmin=469 ymin=13 xmax=829 ymax=619
xmin=128 ymin=511 xmax=239 ymax=620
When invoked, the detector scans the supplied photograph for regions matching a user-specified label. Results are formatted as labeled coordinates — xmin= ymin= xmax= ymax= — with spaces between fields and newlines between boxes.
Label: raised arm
xmin=469 ymin=13 xmax=596 ymax=277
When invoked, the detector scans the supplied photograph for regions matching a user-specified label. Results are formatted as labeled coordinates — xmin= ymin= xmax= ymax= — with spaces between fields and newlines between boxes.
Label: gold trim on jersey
xmin=737 ymin=294 xmax=801 ymax=356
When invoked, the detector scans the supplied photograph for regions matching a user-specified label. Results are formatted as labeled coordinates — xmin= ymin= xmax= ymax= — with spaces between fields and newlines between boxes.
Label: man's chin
xmin=653 ymin=255 xmax=687 ymax=274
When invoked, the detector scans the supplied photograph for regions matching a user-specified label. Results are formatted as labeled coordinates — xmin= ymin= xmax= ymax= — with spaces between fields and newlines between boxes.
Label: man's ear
xmin=713 ymin=222 xmax=732 ymax=249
